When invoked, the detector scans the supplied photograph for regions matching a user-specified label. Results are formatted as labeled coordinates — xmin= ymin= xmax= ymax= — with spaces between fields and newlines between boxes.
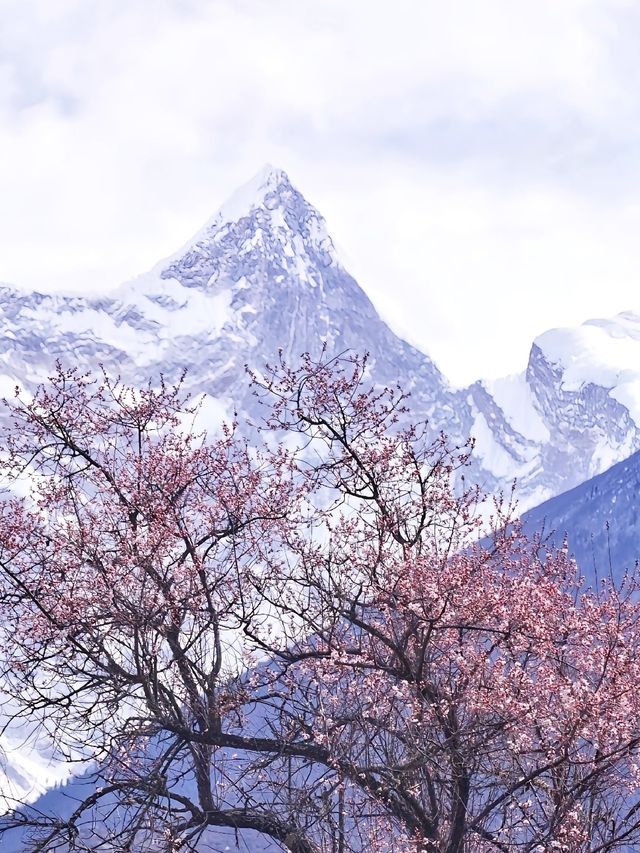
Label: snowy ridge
xmin=478 ymin=314 xmax=640 ymax=502
xmin=0 ymin=165 xmax=638 ymax=507
xmin=536 ymin=312 xmax=640 ymax=422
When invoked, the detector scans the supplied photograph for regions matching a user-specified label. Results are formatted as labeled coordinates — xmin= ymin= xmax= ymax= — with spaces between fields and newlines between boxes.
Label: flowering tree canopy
xmin=1 ymin=355 xmax=640 ymax=852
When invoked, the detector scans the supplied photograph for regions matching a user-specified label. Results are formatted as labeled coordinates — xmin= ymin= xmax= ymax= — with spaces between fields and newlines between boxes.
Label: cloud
xmin=1 ymin=0 xmax=640 ymax=383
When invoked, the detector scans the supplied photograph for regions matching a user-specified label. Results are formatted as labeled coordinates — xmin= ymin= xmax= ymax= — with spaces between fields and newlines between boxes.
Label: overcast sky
xmin=1 ymin=0 xmax=640 ymax=385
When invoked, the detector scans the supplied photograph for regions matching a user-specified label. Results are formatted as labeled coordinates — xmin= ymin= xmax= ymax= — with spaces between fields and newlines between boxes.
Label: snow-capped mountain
xmin=0 ymin=167 xmax=498 ymax=507
xmin=480 ymin=314 xmax=640 ymax=505
xmin=0 ymin=167 xmax=461 ymax=427
xmin=2 ymin=164 xmax=640 ymax=507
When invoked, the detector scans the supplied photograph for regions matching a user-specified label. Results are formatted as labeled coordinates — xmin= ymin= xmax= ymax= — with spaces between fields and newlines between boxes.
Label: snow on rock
xmin=0 ymin=730 xmax=80 ymax=814
xmin=470 ymin=410 xmax=522 ymax=479
xmin=0 ymin=163 xmax=638 ymax=522
xmin=485 ymin=372 xmax=549 ymax=444
xmin=0 ymin=164 xmax=637 ymax=521
xmin=481 ymin=313 xmax=640 ymax=504
xmin=536 ymin=312 xmax=640 ymax=408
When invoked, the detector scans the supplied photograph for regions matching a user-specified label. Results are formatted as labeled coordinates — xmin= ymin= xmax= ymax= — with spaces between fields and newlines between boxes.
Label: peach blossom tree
xmin=0 ymin=355 xmax=639 ymax=852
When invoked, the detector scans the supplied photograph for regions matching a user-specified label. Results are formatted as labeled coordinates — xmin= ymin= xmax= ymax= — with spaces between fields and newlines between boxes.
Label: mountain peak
xmin=212 ymin=163 xmax=293 ymax=227
xmin=145 ymin=163 xmax=344 ymax=293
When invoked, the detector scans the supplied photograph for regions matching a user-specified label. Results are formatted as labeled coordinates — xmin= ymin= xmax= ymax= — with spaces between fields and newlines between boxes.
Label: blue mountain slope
xmin=522 ymin=448 xmax=640 ymax=582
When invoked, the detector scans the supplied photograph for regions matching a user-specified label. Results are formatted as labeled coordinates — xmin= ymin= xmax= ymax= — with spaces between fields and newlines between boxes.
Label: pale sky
xmin=2 ymin=0 xmax=640 ymax=386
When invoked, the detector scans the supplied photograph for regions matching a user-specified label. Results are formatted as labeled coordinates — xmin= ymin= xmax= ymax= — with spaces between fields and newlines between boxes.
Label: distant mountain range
xmin=3 ymin=164 xmax=640 ymax=822
xmin=2 ymin=165 xmax=640 ymax=511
